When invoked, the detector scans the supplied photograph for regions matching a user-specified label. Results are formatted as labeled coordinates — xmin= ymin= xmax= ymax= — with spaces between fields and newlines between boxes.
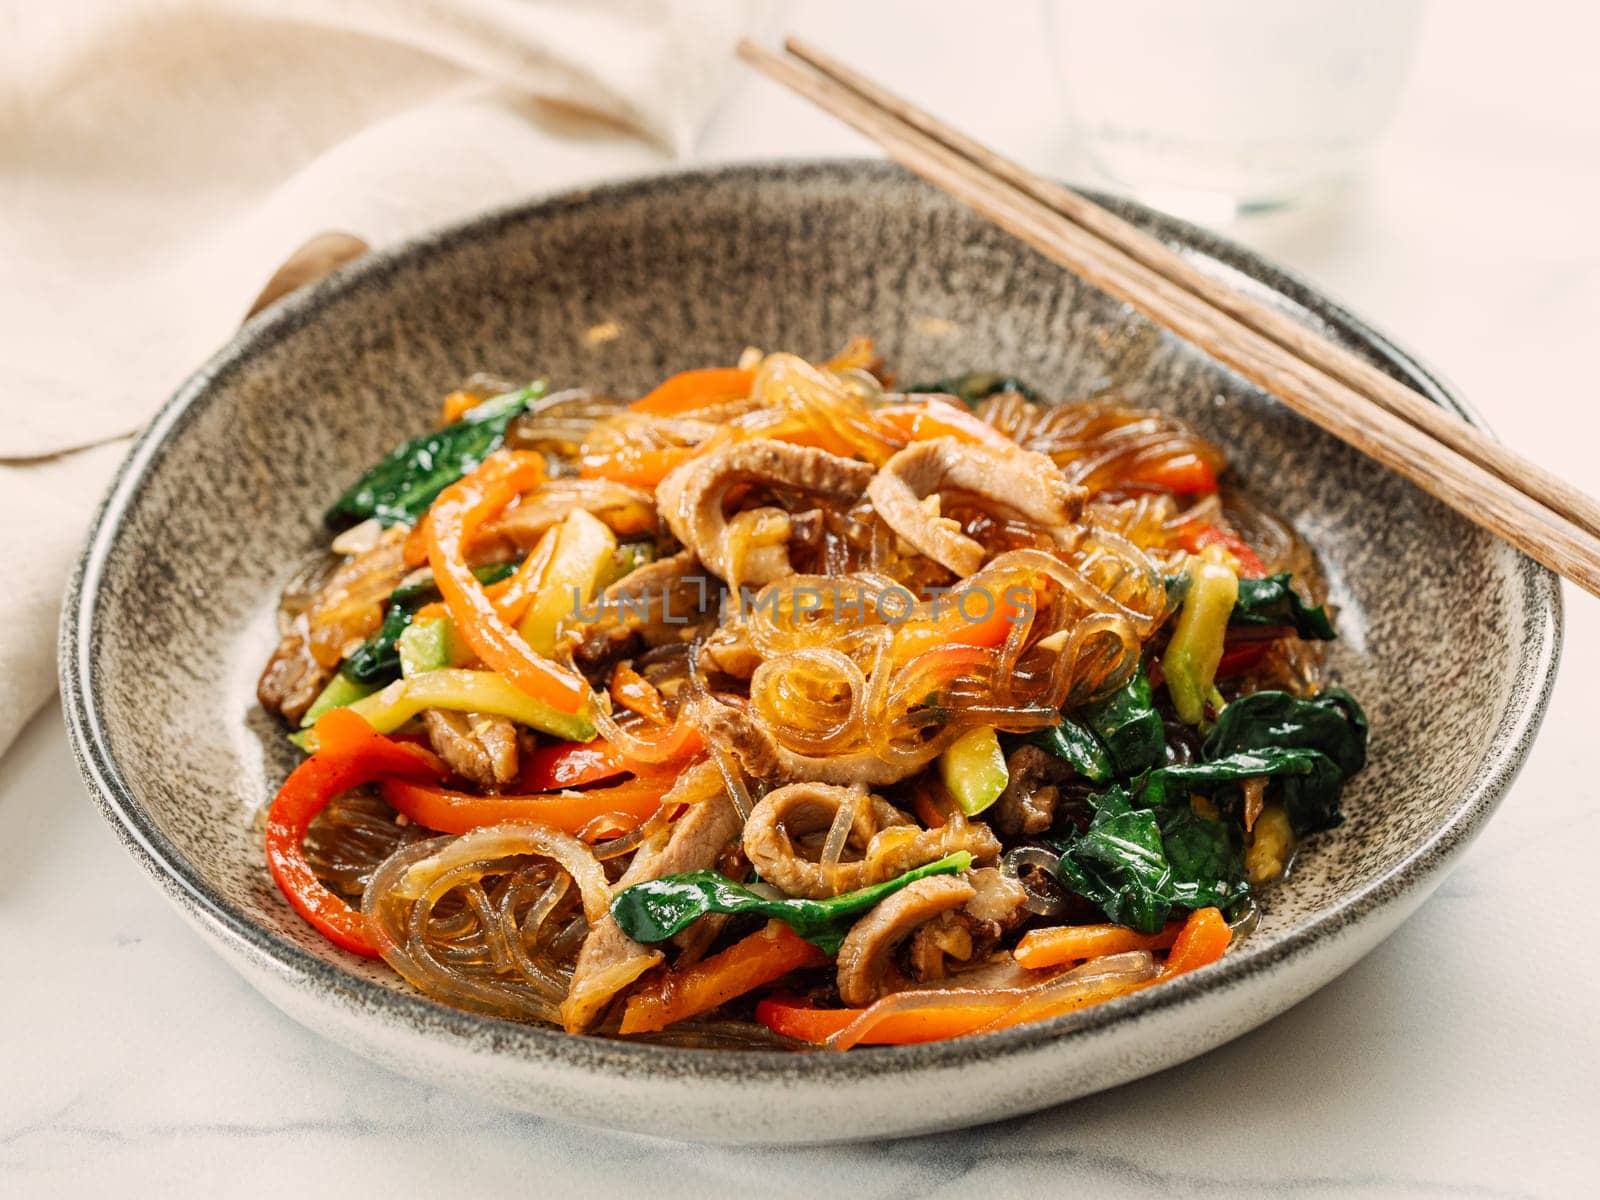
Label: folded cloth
xmin=0 ymin=0 xmax=758 ymax=759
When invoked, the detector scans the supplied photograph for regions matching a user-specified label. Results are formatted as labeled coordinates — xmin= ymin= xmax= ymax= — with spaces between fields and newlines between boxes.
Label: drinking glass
xmin=1051 ymin=0 xmax=1426 ymax=214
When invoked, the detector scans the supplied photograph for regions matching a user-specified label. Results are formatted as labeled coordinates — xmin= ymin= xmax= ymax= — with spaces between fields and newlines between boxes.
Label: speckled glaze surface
xmin=60 ymin=160 xmax=1560 ymax=1145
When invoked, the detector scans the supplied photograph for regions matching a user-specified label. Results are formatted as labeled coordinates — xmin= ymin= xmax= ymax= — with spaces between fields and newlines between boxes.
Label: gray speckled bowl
xmin=60 ymin=160 xmax=1560 ymax=1145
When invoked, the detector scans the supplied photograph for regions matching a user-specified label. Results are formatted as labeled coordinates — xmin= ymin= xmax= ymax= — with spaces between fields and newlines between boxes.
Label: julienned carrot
xmin=380 ymin=772 xmax=673 ymax=837
xmin=1013 ymin=921 xmax=1181 ymax=969
xmin=629 ymin=367 xmax=755 ymax=415
xmin=609 ymin=662 xmax=669 ymax=725
xmin=423 ymin=451 xmax=592 ymax=715
xmin=1160 ymin=906 xmax=1232 ymax=977
xmin=439 ymin=389 xmax=485 ymax=424
xmin=758 ymin=906 xmax=1235 ymax=1047
xmin=484 ymin=525 xmax=557 ymax=626
xmin=889 ymin=584 xmax=1035 ymax=659
xmin=756 ymin=995 xmax=1017 ymax=1046
xmin=872 ymin=402 xmax=1013 ymax=450
xmin=579 ymin=445 xmax=698 ymax=487
xmin=620 ymin=922 xmax=828 ymax=1035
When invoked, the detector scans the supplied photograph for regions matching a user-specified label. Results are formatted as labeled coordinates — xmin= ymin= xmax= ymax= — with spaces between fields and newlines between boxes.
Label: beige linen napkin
xmin=0 ymin=0 xmax=758 ymax=758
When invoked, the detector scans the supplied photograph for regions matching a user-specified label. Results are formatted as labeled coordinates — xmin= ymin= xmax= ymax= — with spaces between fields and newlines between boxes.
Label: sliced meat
xmin=907 ymin=868 xmax=1029 ymax=983
xmin=560 ymin=762 xmax=739 ymax=1032
xmin=422 ymin=709 xmax=519 ymax=791
xmin=993 ymin=744 xmax=1073 ymax=836
xmin=698 ymin=622 xmax=762 ymax=679
xmin=573 ymin=550 xmax=708 ymax=672
xmin=472 ymin=479 xmax=656 ymax=561
xmin=258 ymin=527 xmax=408 ymax=721
xmin=256 ymin=612 xmax=331 ymax=724
xmin=835 ymin=875 xmax=976 ymax=1006
xmin=865 ymin=437 xmax=1085 ymax=576
xmin=692 ymin=699 xmax=924 ymax=787
xmin=655 ymin=441 xmax=873 ymax=587
xmin=742 ymin=781 xmax=1002 ymax=899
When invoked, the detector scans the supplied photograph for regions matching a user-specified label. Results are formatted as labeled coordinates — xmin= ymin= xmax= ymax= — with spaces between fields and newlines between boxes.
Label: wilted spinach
xmin=1054 ymin=787 xmax=1246 ymax=934
xmin=1030 ymin=661 xmax=1164 ymax=783
xmin=610 ymin=853 xmax=972 ymax=953
xmin=1165 ymin=571 xmax=1335 ymax=641
xmin=325 ymin=382 xmax=546 ymax=528
xmin=907 ymin=371 xmax=1039 ymax=407
xmin=1054 ymin=688 xmax=1369 ymax=929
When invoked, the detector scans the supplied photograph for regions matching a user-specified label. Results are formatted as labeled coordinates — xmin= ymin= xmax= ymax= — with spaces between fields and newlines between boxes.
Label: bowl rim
xmin=60 ymin=157 xmax=1563 ymax=1084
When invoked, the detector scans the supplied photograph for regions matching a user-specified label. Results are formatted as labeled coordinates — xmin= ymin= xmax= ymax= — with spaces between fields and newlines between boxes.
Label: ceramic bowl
xmin=60 ymin=160 xmax=1560 ymax=1145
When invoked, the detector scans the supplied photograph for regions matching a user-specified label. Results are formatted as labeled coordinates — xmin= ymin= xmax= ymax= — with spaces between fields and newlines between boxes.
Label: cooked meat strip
xmin=692 ymin=699 xmax=926 ymax=787
xmin=560 ymin=762 xmax=739 ymax=1032
xmin=993 ymin=744 xmax=1074 ymax=836
xmin=655 ymin=441 xmax=873 ymax=587
xmin=257 ymin=527 xmax=408 ymax=721
xmin=907 ymin=868 xmax=1029 ymax=982
xmin=743 ymin=781 xmax=1001 ymax=899
xmin=865 ymin=437 xmax=1085 ymax=576
xmin=422 ymin=709 xmax=519 ymax=791
xmin=472 ymin=479 xmax=657 ymax=561
xmin=572 ymin=549 xmax=708 ymax=672
xmin=256 ymin=612 xmax=330 ymax=725
xmin=835 ymin=875 xmax=977 ymax=1006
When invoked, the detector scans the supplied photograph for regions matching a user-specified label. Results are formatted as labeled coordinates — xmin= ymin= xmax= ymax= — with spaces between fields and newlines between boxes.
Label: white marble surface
xmin=5 ymin=2 xmax=1598 ymax=1195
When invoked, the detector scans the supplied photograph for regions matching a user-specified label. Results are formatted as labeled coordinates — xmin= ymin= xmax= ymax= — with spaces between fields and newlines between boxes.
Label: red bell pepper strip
xmin=380 ymin=772 xmax=673 ymax=837
xmin=1124 ymin=453 xmax=1219 ymax=495
xmin=520 ymin=738 xmax=632 ymax=790
xmin=264 ymin=709 xmax=444 ymax=957
xmin=423 ymin=450 xmax=592 ymax=715
xmin=629 ymin=367 xmax=754 ymax=415
xmin=1177 ymin=522 xmax=1267 ymax=578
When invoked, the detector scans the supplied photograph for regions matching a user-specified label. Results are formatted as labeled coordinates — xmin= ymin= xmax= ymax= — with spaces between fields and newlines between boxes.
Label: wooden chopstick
xmin=738 ymin=38 xmax=1600 ymax=599
xmin=783 ymin=36 xmax=1600 ymax=550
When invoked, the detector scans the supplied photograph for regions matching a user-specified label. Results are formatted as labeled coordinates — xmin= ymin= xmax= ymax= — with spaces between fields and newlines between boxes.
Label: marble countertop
xmin=5 ymin=3 xmax=1596 ymax=1195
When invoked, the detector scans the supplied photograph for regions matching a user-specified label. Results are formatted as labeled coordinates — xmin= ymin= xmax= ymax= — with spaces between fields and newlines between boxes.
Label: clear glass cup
xmin=1051 ymin=0 xmax=1426 ymax=215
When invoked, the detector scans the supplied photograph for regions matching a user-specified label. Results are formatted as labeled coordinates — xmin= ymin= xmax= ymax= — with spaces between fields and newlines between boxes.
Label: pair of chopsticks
xmin=739 ymin=38 xmax=1600 ymax=599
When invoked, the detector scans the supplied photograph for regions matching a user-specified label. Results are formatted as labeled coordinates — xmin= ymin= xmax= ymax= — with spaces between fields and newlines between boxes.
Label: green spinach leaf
xmin=1201 ymin=688 xmax=1367 ymax=832
xmin=610 ymin=852 xmax=973 ymax=953
xmin=1029 ymin=717 xmax=1113 ymax=783
xmin=1030 ymin=662 xmax=1164 ymax=782
xmin=907 ymin=372 xmax=1039 ymax=408
xmin=325 ymin=383 xmax=546 ymax=528
xmin=1054 ymin=788 xmax=1246 ymax=934
xmin=1232 ymin=574 xmax=1336 ymax=640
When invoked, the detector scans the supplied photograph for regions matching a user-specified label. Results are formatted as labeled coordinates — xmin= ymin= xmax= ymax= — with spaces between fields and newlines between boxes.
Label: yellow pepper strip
xmin=297 ymin=668 xmax=595 ymax=750
xmin=517 ymin=509 xmax=617 ymax=655
xmin=1164 ymin=546 xmax=1239 ymax=725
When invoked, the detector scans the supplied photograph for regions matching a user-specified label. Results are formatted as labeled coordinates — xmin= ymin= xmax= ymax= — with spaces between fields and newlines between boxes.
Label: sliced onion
xmin=1001 ymin=846 xmax=1071 ymax=916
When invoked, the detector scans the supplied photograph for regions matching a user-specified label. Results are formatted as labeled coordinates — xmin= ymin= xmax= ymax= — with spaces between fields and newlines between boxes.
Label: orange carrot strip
xmin=423 ymin=451 xmax=591 ymax=714
xmin=380 ymin=773 xmax=672 ymax=837
xmin=621 ymin=922 xmax=829 ymax=1035
xmin=1160 ymin=906 xmax=1232 ymax=977
xmin=629 ymin=367 xmax=754 ymax=415
xmin=610 ymin=662 xmax=670 ymax=725
xmin=1014 ymin=922 xmax=1181 ymax=970
xmin=439 ymin=389 xmax=486 ymax=424
xmin=873 ymin=402 xmax=1013 ymax=450
xmin=755 ymin=995 xmax=1017 ymax=1046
